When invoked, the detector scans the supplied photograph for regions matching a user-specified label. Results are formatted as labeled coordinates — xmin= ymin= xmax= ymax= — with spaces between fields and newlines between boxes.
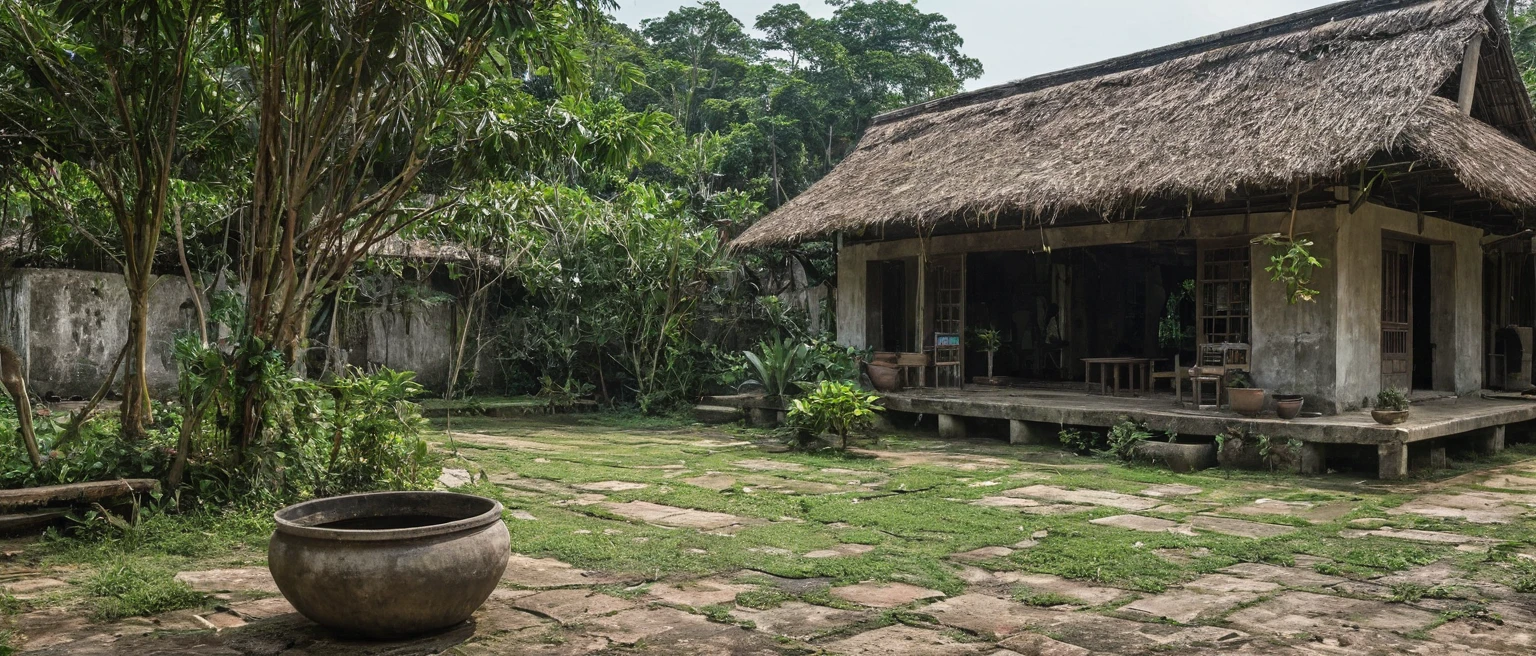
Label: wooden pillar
xmin=1378 ymin=441 xmax=1408 ymax=480
xmin=1459 ymin=33 xmax=1483 ymax=115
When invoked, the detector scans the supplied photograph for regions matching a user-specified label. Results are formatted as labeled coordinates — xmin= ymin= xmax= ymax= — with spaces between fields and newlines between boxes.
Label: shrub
xmin=742 ymin=338 xmax=811 ymax=398
xmin=1106 ymin=418 xmax=1151 ymax=461
xmin=1058 ymin=428 xmax=1105 ymax=454
xmin=1377 ymin=387 xmax=1410 ymax=411
xmin=787 ymin=381 xmax=882 ymax=450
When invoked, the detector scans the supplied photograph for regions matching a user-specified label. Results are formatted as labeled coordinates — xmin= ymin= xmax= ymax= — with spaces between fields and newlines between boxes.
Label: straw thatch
xmin=733 ymin=0 xmax=1536 ymax=248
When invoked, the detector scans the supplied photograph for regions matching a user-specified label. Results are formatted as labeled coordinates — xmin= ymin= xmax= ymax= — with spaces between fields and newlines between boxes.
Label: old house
xmin=733 ymin=0 xmax=1536 ymax=477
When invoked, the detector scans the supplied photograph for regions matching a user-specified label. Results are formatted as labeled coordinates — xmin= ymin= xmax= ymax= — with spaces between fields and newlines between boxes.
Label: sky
xmin=610 ymin=0 xmax=1341 ymax=90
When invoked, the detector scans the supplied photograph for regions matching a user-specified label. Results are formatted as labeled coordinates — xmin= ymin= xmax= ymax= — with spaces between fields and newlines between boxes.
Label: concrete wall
xmin=0 ymin=268 xmax=201 ymax=397
xmin=0 ymin=268 xmax=466 ymax=397
xmin=835 ymin=198 xmax=1486 ymax=413
xmin=338 ymin=279 xmax=457 ymax=391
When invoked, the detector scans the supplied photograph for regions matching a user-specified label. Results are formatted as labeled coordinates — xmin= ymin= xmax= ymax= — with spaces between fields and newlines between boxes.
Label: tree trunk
xmin=120 ymin=277 xmax=153 ymax=440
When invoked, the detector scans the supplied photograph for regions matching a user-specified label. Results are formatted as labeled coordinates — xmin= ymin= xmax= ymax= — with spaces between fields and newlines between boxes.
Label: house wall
xmin=835 ymin=196 xmax=1486 ymax=413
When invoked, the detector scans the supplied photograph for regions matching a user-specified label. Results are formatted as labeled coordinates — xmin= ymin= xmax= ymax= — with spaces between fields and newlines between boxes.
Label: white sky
xmin=610 ymin=0 xmax=1341 ymax=90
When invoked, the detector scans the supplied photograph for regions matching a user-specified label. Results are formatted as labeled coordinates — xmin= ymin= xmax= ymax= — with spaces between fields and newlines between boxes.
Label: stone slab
xmin=225 ymin=597 xmax=296 ymax=621
xmin=950 ymin=546 xmax=1015 ymax=561
xmin=1185 ymin=515 xmax=1297 ymax=539
xmin=1138 ymin=484 xmax=1202 ymax=498
xmin=1226 ymin=591 xmax=1437 ymax=636
xmin=646 ymin=579 xmax=755 ymax=607
xmin=438 ymin=468 xmax=473 ymax=488
xmin=511 ymin=589 xmax=635 ymax=624
xmin=1182 ymin=573 xmax=1281 ymax=594
xmin=1224 ymin=498 xmax=1355 ymax=524
xmin=173 ymin=568 xmax=279 ymax=594
xmin=732 ymin=459 xmax=806 ymax=472
xmin=824 ymin=624 xmax=988 ymax=656
xmin=599 ymin=501 xmax=742 ymax=530
xmin=1089 ymin=514 xmax=1179 ymax=532
xmin=1001 ymin=485 xmax=1160 ymax=511
xmin=994 ymin=633 xmax=1091 ymax=656
xmin=925 ymin=593 xmax=1054 ymax=637
xmin=1216 ymin=562 xmax=1347 ymax=588
xmin=1006 ymin=573 xmax=1125 ymax=606
xmin=805 ymin=543 xmax=876 ymax=558
xmin=730 ymin=601 xmax=871 ymax=639
xmin=1 ymin=577 xmax=68 ymax=598
xmin=1344 ymin=527 xmax=1491 ymax=545
xmin=574 ymin=481 xmax=649 ymax=492
xmin=830 ymin=582 xmax=946 ymax=608
xmin=1120 ymin=589 xmax=1259 ymax=623
xmin=502 ymin=554 xmax=615 ymax=588
xmin=1386 ymin=491 xmax=1531 ymax=524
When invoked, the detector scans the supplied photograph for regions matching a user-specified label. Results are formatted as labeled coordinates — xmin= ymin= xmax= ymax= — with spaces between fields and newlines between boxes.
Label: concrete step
xmin=694 ymin=404 xmax=745 ymax=425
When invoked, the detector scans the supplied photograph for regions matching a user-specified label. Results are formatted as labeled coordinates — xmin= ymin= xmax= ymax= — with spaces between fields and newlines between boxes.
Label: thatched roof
xmin=733 ymin=0 xmax=1536 ymax=248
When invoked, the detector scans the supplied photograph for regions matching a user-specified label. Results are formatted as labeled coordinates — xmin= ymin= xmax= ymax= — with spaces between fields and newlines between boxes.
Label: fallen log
xmin=0 ymin=479 xmax=159 ymax=511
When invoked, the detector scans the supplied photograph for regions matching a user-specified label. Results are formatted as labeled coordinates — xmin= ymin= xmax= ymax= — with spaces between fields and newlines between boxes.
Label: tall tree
xmin=0 ymin=0 xmax=234 ymax=439
xmin=224 ymin=0 xmax=603 ymax=458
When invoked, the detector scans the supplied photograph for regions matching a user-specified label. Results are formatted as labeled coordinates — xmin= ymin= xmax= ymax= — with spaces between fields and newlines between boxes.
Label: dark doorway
xmin=866 ymin=260 xmax=912 ymax=353
xmin=1412 ymin=243 xmax=1434 ymax=390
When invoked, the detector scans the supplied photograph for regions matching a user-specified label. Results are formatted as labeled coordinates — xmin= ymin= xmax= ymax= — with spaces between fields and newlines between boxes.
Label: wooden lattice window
xmin=1198 ymin=245 xmax=1251 ymax=345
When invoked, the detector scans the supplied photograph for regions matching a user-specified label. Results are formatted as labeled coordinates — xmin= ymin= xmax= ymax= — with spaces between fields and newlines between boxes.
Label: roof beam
xmin=1459 ymin=33 xmax=1484 ymax=115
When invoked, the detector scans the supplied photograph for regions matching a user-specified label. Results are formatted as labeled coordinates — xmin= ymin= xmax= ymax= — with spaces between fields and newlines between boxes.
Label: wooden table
xmin=1082 ymin=357 xmax=1153 ymax=396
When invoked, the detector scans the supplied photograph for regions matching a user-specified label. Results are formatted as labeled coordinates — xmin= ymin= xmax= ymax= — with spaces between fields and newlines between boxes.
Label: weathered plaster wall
xmin=835 ymin=198 xmax=1486 ymax=412
xmin=1249 ymin=208 xmax=1341 ymax=412
xmin=0 ymin=268 xmax=467 ymax=397
xmin=339 ymin=279 xmax=457 ymax=391
xmin=0 ymin=269 xmax=200 ymax=397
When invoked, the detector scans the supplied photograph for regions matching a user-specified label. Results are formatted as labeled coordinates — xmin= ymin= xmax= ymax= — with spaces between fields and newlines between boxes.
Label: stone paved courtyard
xmin=7 ymin=414 xmax=1536 ymax=654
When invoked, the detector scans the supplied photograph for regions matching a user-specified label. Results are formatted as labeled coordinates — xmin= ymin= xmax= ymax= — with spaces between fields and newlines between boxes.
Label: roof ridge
xmin=872 ymin=0 xmax=1452 ymax=126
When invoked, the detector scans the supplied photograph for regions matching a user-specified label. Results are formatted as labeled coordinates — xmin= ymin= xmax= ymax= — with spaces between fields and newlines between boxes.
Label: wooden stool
xmin=1181 ymin=366 xmax=1223 ymax=410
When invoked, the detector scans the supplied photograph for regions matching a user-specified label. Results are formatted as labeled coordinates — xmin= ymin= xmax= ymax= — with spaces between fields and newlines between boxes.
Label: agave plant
xmin=741 ymin=338 xmax=811 ymax=399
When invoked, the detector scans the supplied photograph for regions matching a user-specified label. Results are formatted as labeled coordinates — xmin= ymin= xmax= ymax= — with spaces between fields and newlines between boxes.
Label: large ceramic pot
xmin=1274 ymin=394 xmax=1304 ymax=420
xmin=1228 ymin=388 xmax=1266 ymax=417
xmin=268 ymin=491 xmax=510 ymax=638
xmin=866 ymin=363 xmax=902 ymax=392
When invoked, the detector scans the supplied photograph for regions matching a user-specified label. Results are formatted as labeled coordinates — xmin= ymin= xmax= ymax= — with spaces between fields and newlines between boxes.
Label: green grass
xmin=85 ymin=563 xmax=205 ymax=620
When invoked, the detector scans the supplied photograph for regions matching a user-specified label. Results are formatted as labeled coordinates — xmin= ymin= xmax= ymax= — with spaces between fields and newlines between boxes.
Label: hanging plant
xmin=1254 ymin=181 xmax=1327 ymax=305
xmin=1157 ymin=279 xmax=1195 ymax=348
xmin=1254 ymin=234 xmax=1325 ymax=304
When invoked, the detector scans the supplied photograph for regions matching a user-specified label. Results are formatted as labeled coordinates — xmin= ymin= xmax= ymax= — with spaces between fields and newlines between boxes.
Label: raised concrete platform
xmin=880 ymin=387 xmax=1536 ymax=479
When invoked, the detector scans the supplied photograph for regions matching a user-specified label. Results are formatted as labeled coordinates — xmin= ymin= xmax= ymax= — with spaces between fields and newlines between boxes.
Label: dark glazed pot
xmin=1274 ymin=395 xmax=1304 ymax=420
xmin=1372 ymin=409 xmax=1410 ymax=425
xmin=268 ymin=491 xmax=509 ymax=638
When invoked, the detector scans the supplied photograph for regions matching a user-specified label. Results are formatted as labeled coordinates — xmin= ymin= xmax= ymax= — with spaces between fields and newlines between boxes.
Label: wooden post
xmin=1459 ymin=34 xmax=1483 ymax=115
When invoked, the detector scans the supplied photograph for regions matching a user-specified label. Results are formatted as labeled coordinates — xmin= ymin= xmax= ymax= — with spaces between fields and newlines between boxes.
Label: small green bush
xmin=1377 ymin=387 xmax=1410 ymax=411
xmin=787 ymin=381 xmax=882 ymax=450
xmin=1106 ymin=418 xmax=1151 ymax=461
xmin=86 ymin=563 xmax=204 ymax=620
xmin=1058 ymin=428 xmax=1104 ymax=454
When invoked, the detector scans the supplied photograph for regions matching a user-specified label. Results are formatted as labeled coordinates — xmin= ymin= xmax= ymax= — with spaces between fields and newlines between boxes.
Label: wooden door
xmin=928 ymin=255 xmax=965 ymax=387
xmin=1381 ymin=239 xmax=1414 ymax=391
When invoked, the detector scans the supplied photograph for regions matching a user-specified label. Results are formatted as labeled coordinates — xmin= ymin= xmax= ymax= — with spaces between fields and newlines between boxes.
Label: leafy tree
xmin=0 ymin=0 xmax=241 ymax=439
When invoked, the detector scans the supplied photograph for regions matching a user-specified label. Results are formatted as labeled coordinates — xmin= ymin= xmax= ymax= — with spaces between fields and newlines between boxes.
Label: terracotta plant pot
xmin=1372 ymin=409 xmax=1410 ymax=425
xmin=1274 ymin=394 xmax=1304 ymax=420
xmin=866 ymin=363 xmax=901 ymax=392
xmin=268 ymin=491 xmax=510 ymax=638
xmin=1228 ymin=388 xmax=1266 ymax=416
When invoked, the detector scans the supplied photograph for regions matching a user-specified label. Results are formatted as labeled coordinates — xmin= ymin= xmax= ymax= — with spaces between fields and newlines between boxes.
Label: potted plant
xmin=1372 ymin=387 xmax=1410 ymax=425
xmin=1273 ymin=393 xmax=1304 ymax=420
xmin=971 ymin=327 xmax=1004 ymax=385
xmin=1226 ymin=371 xmax=1266 ymax=417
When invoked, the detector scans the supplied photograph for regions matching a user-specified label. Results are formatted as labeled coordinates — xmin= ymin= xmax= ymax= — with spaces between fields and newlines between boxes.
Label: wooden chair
xmin=1151 ymin=355 xmax=1182 ymax=392
xmin=1179 ymin=343 xmax=1250 ymax=410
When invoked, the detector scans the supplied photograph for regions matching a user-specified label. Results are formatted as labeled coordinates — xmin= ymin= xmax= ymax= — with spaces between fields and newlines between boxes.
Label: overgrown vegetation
xmin=787 ymin=380 xmax=882 ymax=450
